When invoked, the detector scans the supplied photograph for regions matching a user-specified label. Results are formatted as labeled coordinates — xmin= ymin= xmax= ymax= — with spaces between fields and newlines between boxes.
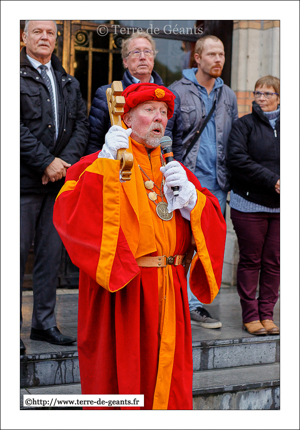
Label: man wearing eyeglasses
xmin=122 ymin=35 xmax=157 ymax=83
xmin=86 ymin=31 xmax=183 ymax=159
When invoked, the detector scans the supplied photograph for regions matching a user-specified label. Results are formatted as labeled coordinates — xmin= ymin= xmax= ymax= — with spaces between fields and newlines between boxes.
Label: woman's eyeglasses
xmin=253 ymin=91 xmax=279 ymax=99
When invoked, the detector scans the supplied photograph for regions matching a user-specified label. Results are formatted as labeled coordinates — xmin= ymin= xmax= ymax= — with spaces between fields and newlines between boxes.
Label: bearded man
xmin=53 ymin=83 xmax=226 ymax=410
xmin=169 ymin=35 xmax=238 ymax=330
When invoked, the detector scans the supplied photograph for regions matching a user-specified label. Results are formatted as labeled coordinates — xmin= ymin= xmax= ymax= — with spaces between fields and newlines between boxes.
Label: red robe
xmin=53 ymin=137 xmax=226 ymax=410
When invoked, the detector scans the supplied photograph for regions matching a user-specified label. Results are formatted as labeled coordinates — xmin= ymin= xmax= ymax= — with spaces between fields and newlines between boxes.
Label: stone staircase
xmin=191 ymin=336 xmax=279 ymax=409
xmin=20 ymin=287 xmax=280 ymax=410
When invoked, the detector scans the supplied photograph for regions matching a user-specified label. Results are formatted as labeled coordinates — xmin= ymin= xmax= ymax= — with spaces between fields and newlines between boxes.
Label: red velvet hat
xmin=122 ymin=83 xmax=175 ymax=119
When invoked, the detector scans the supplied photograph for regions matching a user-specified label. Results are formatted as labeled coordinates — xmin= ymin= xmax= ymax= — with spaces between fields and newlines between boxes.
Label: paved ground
xmin=21 ymin=285 xmax=280 ymax=355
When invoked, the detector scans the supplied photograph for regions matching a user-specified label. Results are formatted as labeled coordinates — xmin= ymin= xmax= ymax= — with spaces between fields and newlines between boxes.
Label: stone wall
xmin=231 ymin=20 xmax=280 ymax=118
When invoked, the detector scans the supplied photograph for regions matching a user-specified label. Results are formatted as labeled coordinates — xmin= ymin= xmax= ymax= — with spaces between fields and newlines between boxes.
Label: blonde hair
xmin=255 ymin=75 xmax=280 ymax=96
xmin=121 ymin=31 xmax=156 ymax=59
xmin=195 ymin=35 xmax=223 ymax=57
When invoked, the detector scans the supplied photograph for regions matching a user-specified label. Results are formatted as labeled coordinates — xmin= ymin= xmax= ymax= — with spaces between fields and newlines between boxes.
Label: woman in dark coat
xmin=227 ymin=75 xmax=280 ymax=336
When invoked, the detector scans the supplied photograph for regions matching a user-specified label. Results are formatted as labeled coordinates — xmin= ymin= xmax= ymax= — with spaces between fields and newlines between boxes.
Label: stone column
xmin=231 ymin=20 xmax=280 ymax=117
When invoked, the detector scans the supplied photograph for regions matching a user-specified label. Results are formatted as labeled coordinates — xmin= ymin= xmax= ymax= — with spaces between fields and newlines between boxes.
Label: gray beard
xmin=144 ymin=135 xmax=161 ymax=148
xmin=133 ymin=124 xmax=164 ymax=148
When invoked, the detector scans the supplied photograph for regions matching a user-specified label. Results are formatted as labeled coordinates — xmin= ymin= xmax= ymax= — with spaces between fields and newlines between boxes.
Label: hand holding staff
xmin=106 ymin=82 xmax=133 ymax=181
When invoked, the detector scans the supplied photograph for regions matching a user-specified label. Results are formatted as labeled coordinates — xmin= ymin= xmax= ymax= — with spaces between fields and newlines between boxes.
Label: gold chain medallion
xmin=138 ymin=157 xmax=173 ymax=221
xmin=148 ymin=191 xmax=158 ymax=202
xmin=144 ymin=180 xmax=154 ymax=190
xmin=156 ymin=202 xmax=173 ymax=221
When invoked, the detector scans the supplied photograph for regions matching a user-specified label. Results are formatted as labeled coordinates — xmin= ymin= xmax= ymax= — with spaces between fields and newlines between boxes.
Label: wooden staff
xmin=106 ymin=82 xmax=134 ymax=181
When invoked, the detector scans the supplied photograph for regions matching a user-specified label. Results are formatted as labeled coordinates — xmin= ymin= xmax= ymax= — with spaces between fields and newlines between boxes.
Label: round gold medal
xmin=144 ymin=180 xmax=154 ymax=190
xmin=156 ymin=201 xmax=173 ymax=221
xmin=148 ymin=192 xmax=158 ymax=202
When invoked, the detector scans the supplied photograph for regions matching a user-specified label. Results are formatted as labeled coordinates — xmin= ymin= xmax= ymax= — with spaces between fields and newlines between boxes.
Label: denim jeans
xmin=187 ymin=188 xmax=227 ymax=312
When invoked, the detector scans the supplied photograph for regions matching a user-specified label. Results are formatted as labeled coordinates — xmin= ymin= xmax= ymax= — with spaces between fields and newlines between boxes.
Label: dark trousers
xmin=20 ymin=193 xmax=62 ymax=330
xmin=230 ymin=208 xmax=280 ymax=323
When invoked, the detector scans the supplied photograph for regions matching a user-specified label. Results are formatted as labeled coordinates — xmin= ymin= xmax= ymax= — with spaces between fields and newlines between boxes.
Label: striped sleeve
xmin=53 ymin=155 xmax=140 ymax=292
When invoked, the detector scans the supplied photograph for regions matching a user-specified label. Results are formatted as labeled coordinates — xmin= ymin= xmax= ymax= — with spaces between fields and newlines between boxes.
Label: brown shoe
xmin=261 ymin=320 xmax=280 ymax=335
xmin=243 ymin=320 xmax=267 ymax=336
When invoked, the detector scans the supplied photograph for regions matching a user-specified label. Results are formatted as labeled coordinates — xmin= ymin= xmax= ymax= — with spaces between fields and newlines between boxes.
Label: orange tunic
xmin=54 ymin=138 xmax=226 ymax=409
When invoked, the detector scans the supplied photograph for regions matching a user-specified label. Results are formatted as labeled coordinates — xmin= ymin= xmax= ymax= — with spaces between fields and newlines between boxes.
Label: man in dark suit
xmin=20 ymin=20 xmax=89 ymax=354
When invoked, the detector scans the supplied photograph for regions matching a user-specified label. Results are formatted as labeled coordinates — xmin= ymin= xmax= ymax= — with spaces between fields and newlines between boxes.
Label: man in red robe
xmin=53 ymin=83 xmax=226 ymax=410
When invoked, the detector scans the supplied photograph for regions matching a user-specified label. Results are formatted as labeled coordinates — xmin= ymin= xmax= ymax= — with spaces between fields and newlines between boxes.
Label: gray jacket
xmin=169 ymin=76 xmax=238 ymax=191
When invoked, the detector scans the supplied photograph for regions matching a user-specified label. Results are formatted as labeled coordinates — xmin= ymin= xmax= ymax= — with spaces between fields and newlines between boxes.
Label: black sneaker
xmin=190 ymin=307 xmax=222 ymax=329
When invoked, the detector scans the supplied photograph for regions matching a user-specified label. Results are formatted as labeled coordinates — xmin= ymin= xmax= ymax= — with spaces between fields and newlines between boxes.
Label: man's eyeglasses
xmin=253 ymin=91 xmax=279 ymax=99
xmin=126 ymin=49 xmax=157 ymax=58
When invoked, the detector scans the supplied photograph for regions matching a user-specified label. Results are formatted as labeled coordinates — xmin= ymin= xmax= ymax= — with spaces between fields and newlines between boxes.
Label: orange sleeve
xmin=53 ymin=155 xmax=140 ymax=292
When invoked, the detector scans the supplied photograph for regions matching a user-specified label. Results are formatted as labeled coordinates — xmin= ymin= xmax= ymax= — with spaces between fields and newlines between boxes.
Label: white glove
xmin=98 ymin=125 xmax=132 ymax=160
xmin=160 ymin=161 xmax=197 ymax=220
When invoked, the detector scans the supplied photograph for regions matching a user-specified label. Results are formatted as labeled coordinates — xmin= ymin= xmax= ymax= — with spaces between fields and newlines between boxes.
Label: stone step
xmin=21 ymin=350 xmax=80 ymax=388
xmin=20 ymin=363 xmax=279 ymax=410
xmin=20 ymin=334 xmax=279 ymax=388
xmin=192 ymin=334 xmax=280 ymax=371
xmin=20 ymin=286 xmax=281 ymax=411
xmin=193 ymin=363 xmax=280 ymax=410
